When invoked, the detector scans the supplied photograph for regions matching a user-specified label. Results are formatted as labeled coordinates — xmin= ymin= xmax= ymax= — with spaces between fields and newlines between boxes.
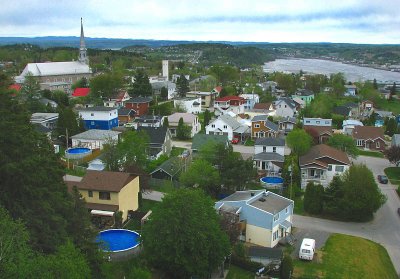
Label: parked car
xmin=299 ymin=238 xmax=315 ymax=261
xmin=377 ymin=175 xmax=388 ymax=184
xmin=231 ymin=136 xmax=240 ymax=144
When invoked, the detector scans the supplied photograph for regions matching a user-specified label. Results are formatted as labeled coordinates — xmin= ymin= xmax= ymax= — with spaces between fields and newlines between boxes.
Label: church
xmin=15 ymin=18 xmax=92 ymax=94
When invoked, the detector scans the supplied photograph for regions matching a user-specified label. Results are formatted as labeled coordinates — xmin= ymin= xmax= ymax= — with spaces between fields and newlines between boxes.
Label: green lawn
xmin=293 ymin=234 xmax=397 ymax=279
xmin=140 ymin=199 xmax=159 ymax=213
xmin=65 ymin=167 xmax=86 ymax=177
xmin=384 ymin=167 xmax=400 ymax=185
xmin=375 ymin=98 xmax=400 ymax=115
xmin=170 ymin=146 xmax=186 ymax=157
xmin=358 ymin=149 xmax=384 ymax=158
xmin=149 ymin=179 xmax=178 ymax=194
xmin=226 ymin=265 xmax=254 ymax=279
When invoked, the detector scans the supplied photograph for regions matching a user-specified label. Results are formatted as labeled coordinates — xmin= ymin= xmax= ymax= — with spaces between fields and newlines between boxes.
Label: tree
xmin=130 ymin=70 xmax=152 ymax=97
xmin=385 ymin=118 xmax=397 ymax=136
xmin=330 ymin=73 xmax=346 ymax=97
xmin=373 ymin=78 xmax=378 ymax=90
xmin=385 ymin=145 xmax=400 ymax=164
xmin=304 ymin=182 xmax=324 ymax=214
xmin=286 ymin=129 xmax=313 ymax=155
xmin=176 ymin=117 xmax=191 ymax=140
xmin=209 ymin=65 xmax=239 ymax=85
xmin=71 ymin=77 xmax=88 ymax=90
xmin=90 ymin=72 xmax=124 ymax=98
xmin=102 ymin=140 xmax=121 ymax=171
xmin=280 ymin=255 xmax=294 ymax=279
xmin=203 ymin=109 xmax=211 ymax=127
xmin=160 ymin=86 xmax=168 ymax=100
xmin=324 ymin=175 xmax=345 ymax=216
xmin=176 ymin=74 xmax=189 ymax=98
xmin=163 ymin=116 xmax=169 ymax=127
xmin=56 ymin=107 xmax=83 ymax=139
xmin=142 ymin=189 xmax=230 ymax=278
xmin=390 ymin=82 xmax=396 ymax=99
xmin=20 ymin=73 xmax=41 ymax=100
xmin=180 ymin=159 xmax=221 ymax=196
xmin=327 ymin=134 xmax=359 ymax=158
xmin=117 ymin=130 xmax=150 ymax=170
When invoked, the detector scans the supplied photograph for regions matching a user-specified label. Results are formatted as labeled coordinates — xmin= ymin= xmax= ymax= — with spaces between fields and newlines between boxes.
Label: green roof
xmin=150 ymin=157 xmax=182 ymax=177
xmin=191 ymin=134 xmax=228 ymax=151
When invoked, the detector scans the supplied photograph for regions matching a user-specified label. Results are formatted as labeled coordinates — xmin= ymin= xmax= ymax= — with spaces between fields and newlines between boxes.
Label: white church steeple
xmin=79 ymin=18 xmax=89 ymax=65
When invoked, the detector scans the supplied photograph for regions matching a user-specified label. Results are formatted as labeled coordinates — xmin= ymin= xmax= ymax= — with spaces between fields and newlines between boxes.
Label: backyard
xmin=384 ymin=167 xmax=400 ymax=186
xmin=358 ymin=149 xmax=384 ymax=158
xmin=292 ymin=234 xmax=397 ymax=279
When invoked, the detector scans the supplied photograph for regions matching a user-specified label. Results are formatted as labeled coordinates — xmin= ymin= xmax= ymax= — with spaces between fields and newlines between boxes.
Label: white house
xmin=103 ymin=90 xmax=130 ymax=108
xmin=214 ymin=96 xmax=246 ymax=116
xmin=278 ymin=117 xmax=296 ymax=134
xmin=254 ymin=138 xmax=286 ymax=173
xmin=343 ymin=119 xmax=364 ymax=136
xmin=174 ymin=97 xmax=202 ymax=114
xmin=30 ymin=113 xmax=59 ymax=130
xmin=206 ymin=114 xmax=250 ymax=141
xmin=344 ymin=85 xmax=357 ymax=96
xmin=299 ymin=144 xmax=350 ymax=188
xmin=239 ymin=93 xmax=260 ymax=110
xmin=274 ymin=97 xmax=298 ymax=118
xmin=70 ymin=129 xmax=121 ymax=150
xmin=167 ymin=113 xmax=200 ymax=138
xmin=303 ymin=118 xmax=332 ymax=127
xmin=77 ymin=107 xmax=118 ymax=130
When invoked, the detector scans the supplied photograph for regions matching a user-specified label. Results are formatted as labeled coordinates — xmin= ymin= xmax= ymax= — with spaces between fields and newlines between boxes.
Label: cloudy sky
xmin=1 ymin=0 xmax=399 ymax=44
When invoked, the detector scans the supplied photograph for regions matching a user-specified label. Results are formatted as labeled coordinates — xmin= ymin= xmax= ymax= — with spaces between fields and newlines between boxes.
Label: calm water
xmin=264 ymin=58 xmax=400 ymax=83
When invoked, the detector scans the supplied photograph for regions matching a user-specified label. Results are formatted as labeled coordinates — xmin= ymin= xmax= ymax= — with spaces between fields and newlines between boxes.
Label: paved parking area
xmin=290 ymin=228 xmax=331 ymax=259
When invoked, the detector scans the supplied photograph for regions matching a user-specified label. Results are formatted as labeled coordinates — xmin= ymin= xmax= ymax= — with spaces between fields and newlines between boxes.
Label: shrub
xmin=280 ymin=255 xmax=293 ymax=279
xmin=230 ymin=254 xmax=263 ymax=272
xmin=304 ymin=182 xmax=324 ymax=214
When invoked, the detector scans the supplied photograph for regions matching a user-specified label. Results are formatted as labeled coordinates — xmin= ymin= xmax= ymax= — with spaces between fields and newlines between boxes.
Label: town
xmin=1 ymin=17 xmax=400 ymax=279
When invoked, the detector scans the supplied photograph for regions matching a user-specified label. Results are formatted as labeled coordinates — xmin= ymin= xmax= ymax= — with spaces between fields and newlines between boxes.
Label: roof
xmin=375 ymin=110 xmax=393 ymax=118
xmin=279 ymin=116 xmax=297 ymax=124
xmin=248 ymin=247 xmax=283 ymax=259
xmin=168 ymin=112 xmax=197 ymax=124
xmin=249 ymin=192 xmax=293 ymax=213
xmin=77 ymin=106 xmax=117 ymax=112
xmin=85 ymin=203 xmax=119 ymax=212
xmin=333 ymin=106 xmax=351 ymax=116
xmin=30 ymin=113 xmax=59 ymax=123
xmin=253 ymin=152 xmax=284 ymax=162
xmin=304 ymin=125 xmax=332 ymax=137
xmin=137 ymin=126 xmax=168 ymax=144
xmin=294 ymin=89 xmax=314 ymax=96
xmin=343 ymin=119 xmax=363 ymax=126
xmin=352 ymin=126 xmax=385 ymax=140
xmin=33 ymin=123 xmax=51 ymax=134
xmin=255 ymin=137 xmax=285 ymax=146
xmin=18 ymin=61 xmax=91 ymax=77
xmin=300 ymin=144 xmax=350 ymax=167
xmin=215 ymin=95 xmax=245 ymax=102
xmin=126 ymin=96 xmax=152 ymax=103
xmin=118 ymin=108 xmax=135 ymax=116
xmin=79 ymin=170 xmax=136 ymax=192
xmin=253 ymin=102 xmax=271 ymax=110
xmin=252 ymin=116 xmax=279 ymax=131
xmin=110 ymin=90 xmax=128 ymax=101
xmin=70 ymin=129 xmax=121 ymax=140
xmin=214 ymin=86 xmax=223 ymax=93
xmin=134 ymin=115 xmax=162 ymax=123
xmin=191 ymin=134 xmax=228 ymax=151
xmin=275 ymin=97 xmax=296 ymax=110
xmin=215 ymin=114 xmax=241 ymax=130
xmin=219 ymin=190 xmax=265 ymax=202
xmin=151 ymin=157 xmax=182 ymax=177
xmin=72 ymin=88 xmax=90 ymax=97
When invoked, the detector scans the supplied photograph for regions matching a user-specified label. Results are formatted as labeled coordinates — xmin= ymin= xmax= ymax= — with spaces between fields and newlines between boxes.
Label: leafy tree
xmin=176 ymin=74 xmax=190 ymax=98
xmin=373 ymin=78 xmax=378 ymax=89
xmin=71 ymin=77 xmax=88 ymax=90
xmin=286 ymin=129 xmax=313 ymax=155
xmin=203 ymin=109 xmax=211 ymax=127
xmin=385 ymin=118 xmax=397 ymax=136
xmin=304 ymin=182 xmax=324 ymax=214
xmin=130 ymin=70 xmax=152 ymax=97
xmin=176 ymin=117 xmax=191 ymax=140
xmin=142 ymin=189 xmax=230 ymax=278
xmin=390 ymin=82 xmax=396 ymax=99
xmin=160 ymin=86 xmax=168 ymax=100
xmin=327 ymin=134 xmax=359 ymax=158
xmin=330 ymin=73 xmax=346 ymax=97
xmin=180 ymin=159 xmax=221 ymax=196
xmin=209 ymin=65 xmax=239 ymax=85
xmin=117 ymin=130 xmax=150 ymax=170
xmin=384 ymin=145 xmax=400 ymax=164
xmin=281 ymin=155 xmax=301 ymax=199
xmin=49 ymin=90 xmax=69 ymax=107
xmin=305 ymin=74 xmax=328 ymax=93
xmin=90 ymin=72 xmax=123 ymax=98
xmin=102 ymin=140 xmax=121 ymax=171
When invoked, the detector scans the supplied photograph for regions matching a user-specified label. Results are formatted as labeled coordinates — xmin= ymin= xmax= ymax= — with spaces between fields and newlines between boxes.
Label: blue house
xmin=215 ymin=190 xmax=293 ymax=248
xmin=78 ymin=107 xmax=118 ymax=130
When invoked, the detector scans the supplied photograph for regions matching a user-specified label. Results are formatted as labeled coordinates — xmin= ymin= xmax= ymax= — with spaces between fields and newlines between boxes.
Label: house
xmin=392 ymin=134 xmax=400 ymax=147
xmin=125 ymin=97 xmax=152 ymax=117
xmin=342 ymin=119 xmax=364 ymax=136
xmin=72 ymin=87 xmax=90 ymax=98
xmin=174 ymin=97 xmax=202 ymax=114
xmin=375 ymin=110 xmax=394 ymax=119
xmin=254 ymin=138 xmax=285 ymax=173
xmin=239 ymin=93 xmax=260 ymax=110
xmin=70 ymin=129 xmax=121 ymax=150
xmin=137 ymin=126 xmax=172 ymax=158
xmin=291 ymin=89 xmax=314 ymax=105
xmin=215 ymin=190 xmax=294 ymax=248
xmin=292 ymin=97 xmax=306 ymax=109
xmin=303 ymin=118 xmax=332 ymax=127
xmin=118 ymin=108 xmax=135 ymax=124
xmin=214 ymin=96 xmax=246 ymax=116
xmin=33 ymin=123 xmax=52 ymax=139
xmin=39 ymin=98 xmax=58 ymax=109
xmin=30 ymin=112 xmax=59 ymax=130
xmin=333 ymin=103 xmax=359 ymax=118
xmin=278 ymin=117 xmax=297 ymax=134
xmin=360 ymin=100 xmax=374 ymax=112
xmin=78 ymin=107 xmax=118 ymax=130
xmin=299 ymin=144 xmax=350 ymax=188
xmin=191 ymin=134 xmax=229 ymax=153
xmin=206 ymin=114 xmax=250 ymax=141
xmin=150 ymin=157 xmax=185 ymax=181
xmin=104 ymin=90 xmax=130 ymax=108
xmin=352 ymin=126 xmax=386 ymax=151
xmin=167 ymin=112 xmax=200 ymax=138
xmin=186 ymin=90 xmax=218 ymax=108
xmin=251 ymin=115 xmax=279 ymax=139
xmin=151 ymin=81 xmax=176 ymax=99
xmin=303 ymin=119 xmax=333 ymax=144
xmin=344 ymin=84 xmax=357 ymax=96
xmin=65 ymin=170 xmax=139 ymax=222
xmin=273 ymin=97 xmax=298 ymax=118
xmin=133 ymin=115 xmax=163 ymax=129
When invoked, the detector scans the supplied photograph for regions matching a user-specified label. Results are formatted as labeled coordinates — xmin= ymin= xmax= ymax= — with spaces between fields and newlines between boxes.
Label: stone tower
xmin=162 ymin=60 xmax=169 ymax=80
xmin=79 ymin=18 xmax=89 ymax=65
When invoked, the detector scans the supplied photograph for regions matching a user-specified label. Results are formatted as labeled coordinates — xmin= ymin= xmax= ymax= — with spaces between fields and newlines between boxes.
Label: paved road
xmin=295 ymin=155 xmax=400 ymax=275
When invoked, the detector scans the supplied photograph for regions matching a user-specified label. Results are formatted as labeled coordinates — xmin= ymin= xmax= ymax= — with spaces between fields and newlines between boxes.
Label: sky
xmin=1 ymin=0 xmax=399 ymax=44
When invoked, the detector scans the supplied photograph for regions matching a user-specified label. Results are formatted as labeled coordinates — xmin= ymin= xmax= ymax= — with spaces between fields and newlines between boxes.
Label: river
xmin=263 ymin=58 xmax=400 ymax=83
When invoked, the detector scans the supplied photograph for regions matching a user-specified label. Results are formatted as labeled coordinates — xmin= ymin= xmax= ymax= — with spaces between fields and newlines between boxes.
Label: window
xmin=285 ymin=208 xmax=288 ymax=213
xmin=88 ymin=191 xmax=93 ymax=197
xmin=316 ymin=121 xmax=320 ymax=124
xmin=306 ymin=120 xmax=310 ymax=123
xmin=284 ymin=105 xmax=287 ymax=108
xmin=335 ymin=166 xmax=344 ymax=172
xmin=99 ymin=191 xmax=111 ymax=200
xmin=91 ymin=113 xmax=94 ymax=116
xmin=328 ymin=165 xmax=332 ymax=171
xmin=263 ymin=146 xmax=266 ymax=152
xmin=273 ymin=230 xmax=279 ymax=241
xmin=356 ymin=139 xmax=364 ymax=146
xmin=325 ymin=121 xmax=329 ymax=124
xmin=376 ymin=141 xmax=380 ymax=148
xmin=273 ymin=147 xmax=276 ymax=153
xmin=255 ymin=124 xmax=260 ymax=128
xmin=223 ymin=125 xmax=227 ymax=129
xmin=211 ymin=124 xmax=215 ymax=128
xmin=91 ymin=121 xmax=95 ymax=125
xmin=273 ymin=213 xmax=279 ymax=222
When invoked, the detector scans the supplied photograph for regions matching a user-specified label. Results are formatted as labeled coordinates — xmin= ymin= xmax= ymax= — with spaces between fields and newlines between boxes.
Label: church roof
xmin=19 ymin=61 xmax=91 ymax=78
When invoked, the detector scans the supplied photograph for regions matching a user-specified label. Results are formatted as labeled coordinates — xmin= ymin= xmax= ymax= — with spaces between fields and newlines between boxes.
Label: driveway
xmin=291 ymin=228 xmax=331 ymax=260
xmin=142 ymin=190 xmax=165 ymax=202
xmin=294 ymin=155 xmax=400 ymax=275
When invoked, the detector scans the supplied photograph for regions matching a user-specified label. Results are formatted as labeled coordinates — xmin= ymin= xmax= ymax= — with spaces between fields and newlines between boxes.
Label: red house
xmin=125 ymin=97 xmax=152 ymax=117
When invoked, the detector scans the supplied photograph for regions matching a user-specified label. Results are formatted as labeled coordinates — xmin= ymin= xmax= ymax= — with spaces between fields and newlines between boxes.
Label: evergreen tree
xmin=163 ymin=116 xmax=169 ymax=127
xmin=373 ymin=78 xmax=378 ymax=89
xmin=56 ymin=107 xmax=81 ymax=140
xmin=176 ymin=74 xmax=189 ymax=98
xmin=160 ymin=86 xmax=168 ymax=100
xmin=176 ymin=117 xmax=190 ymax=139
xmin=304 ymin=182 xmax=324 ymax=214
xmin=130 ymin=70 xmax=152 ymax=97
xmin=203 ymin=109 xmax=211 ymax=127
xmin=21 ymin=73 xmax=41 ymax=101
xmin=385 ymin=118 xmax=397 ymax=136
xmin=390 ymin=82 xmax=397 ymax=99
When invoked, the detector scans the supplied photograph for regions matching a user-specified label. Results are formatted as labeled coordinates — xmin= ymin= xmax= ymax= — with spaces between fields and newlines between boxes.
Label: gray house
xmin=137 ymin=126 xmax=172 ymax=159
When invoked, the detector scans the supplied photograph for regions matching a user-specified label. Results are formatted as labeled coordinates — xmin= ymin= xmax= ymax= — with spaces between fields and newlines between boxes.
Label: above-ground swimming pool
xmin=260 ymin=176 xmax=284 ymax=188
xmin=65 ymin=147 xmax=92 ymax=159
xmin=96 ymin=229 xmax=140 ymax=253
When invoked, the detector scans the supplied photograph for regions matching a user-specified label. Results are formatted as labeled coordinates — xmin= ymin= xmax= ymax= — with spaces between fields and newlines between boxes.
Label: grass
xmin=244 ymin=139 xmax=255 ymax=146
xmin=384 ymin=167 xmax=400 ymax=185
xmin=140 ymin=199 xmax=159 ymax=213
xmin=226 ymin=265 xmax=254 ymax=279
xmin=170 ymin=146 xmax=186 ymax=157
xmin=293 ymin=234 xmax=397 ymax=279
xmin=65 ymin=167 xmax=86 ymax=177
xmin=375 ymin=98 xmax=400 ymax=115
xmin=358 ymin=149 xmax=384 ymax=158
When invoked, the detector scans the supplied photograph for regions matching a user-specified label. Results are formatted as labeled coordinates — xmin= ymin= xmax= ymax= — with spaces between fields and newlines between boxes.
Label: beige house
xmin=186 ymin=91 xmax=218 ymax=108
xmin=66 ymin=170 xmax=140 ymax=222
xmin=167 ymin=112 xmax=200 ymax=138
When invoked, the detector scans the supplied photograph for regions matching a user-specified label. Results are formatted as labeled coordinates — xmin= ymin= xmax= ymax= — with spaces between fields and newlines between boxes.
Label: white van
xmin=299 ymin=238 xmax=316 ymax=261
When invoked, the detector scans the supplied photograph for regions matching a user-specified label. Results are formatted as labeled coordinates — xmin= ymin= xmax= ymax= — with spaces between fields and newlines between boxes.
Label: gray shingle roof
xmin=118 ymin=108 xmax=135 ymax=116
xmin=251 ymin=115 xmax=279 ymax=131
xmin=191 ymin=134 xmax=228 ymax=151
xmin=253 ymin=152 xmax=284 ymax=162
xmin=137 ymin=126 xmax=168 ymax=145
xmin=77 ymin=106 xmax=116 ymax=112
xmin=255 ymin=137 xmax=285 ymax=146
xmin=275 ymin=97 xmax=296 ymax=110
xmin=70 ymin=129 xmax=121 ymax=140
xmin=126 ymin=96 xmax=152 ymax=103
xmin=218 ymin=114 xmax=241 ymax=130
